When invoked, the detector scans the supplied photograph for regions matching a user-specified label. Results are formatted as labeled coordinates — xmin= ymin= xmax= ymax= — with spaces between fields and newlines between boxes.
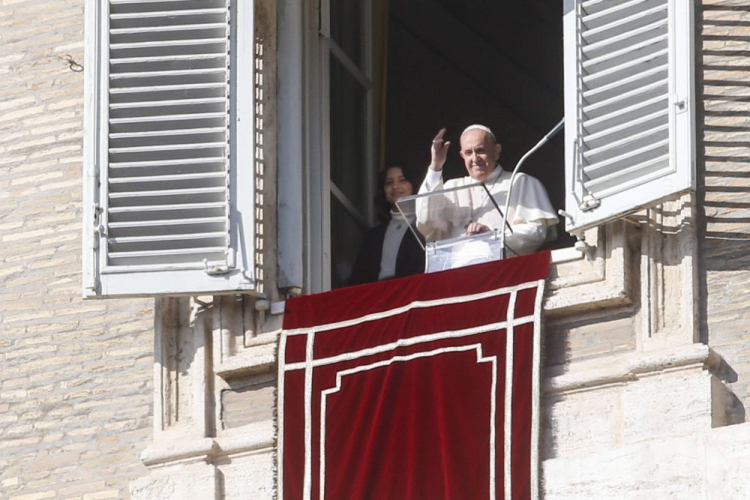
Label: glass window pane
xmin=329 ymin=56 xmax=368 ymax=215
xmin=330 ymin=0 xmax=364 ymax=68
xmin=331 ymin=195 xmax=366 ymax=289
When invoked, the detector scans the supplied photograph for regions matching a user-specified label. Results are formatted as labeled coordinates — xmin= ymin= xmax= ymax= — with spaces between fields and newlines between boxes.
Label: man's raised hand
xmin=430 ymin=128 xmax=451 ymax=171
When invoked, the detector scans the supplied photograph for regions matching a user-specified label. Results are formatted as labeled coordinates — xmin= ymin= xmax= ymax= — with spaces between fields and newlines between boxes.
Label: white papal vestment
xmin=416 ymin=166 xmax=558 ymax=256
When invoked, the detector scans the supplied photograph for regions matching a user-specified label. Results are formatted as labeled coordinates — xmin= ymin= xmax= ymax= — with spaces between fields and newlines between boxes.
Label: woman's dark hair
xmin=374 ymin=165 xmax=420 ymax=223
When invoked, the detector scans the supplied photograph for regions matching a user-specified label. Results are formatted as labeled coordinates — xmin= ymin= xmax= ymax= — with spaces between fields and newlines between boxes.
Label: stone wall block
xmin=129 ymin=462 xmax=218 ymax=500
xmin=217 ymin=450 xmax=275 ymax=500
xmin=621 ymin=368 xmax=714 ymax=444
xmin=542 ymin=385 xmax=624 ymax=459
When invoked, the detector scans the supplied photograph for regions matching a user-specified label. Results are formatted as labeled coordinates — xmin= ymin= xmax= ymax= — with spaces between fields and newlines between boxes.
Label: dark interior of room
xmin=385 ymin=0 xmax=571 ymax=248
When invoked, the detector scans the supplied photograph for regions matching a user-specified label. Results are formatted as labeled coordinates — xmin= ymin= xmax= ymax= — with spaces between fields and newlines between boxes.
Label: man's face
xmin=459 ymin=129 xmax=501 ymax=182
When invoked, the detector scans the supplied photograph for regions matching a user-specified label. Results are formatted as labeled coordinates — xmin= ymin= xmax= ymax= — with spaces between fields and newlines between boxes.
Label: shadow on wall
xmin=696 ymin=2 xmax=750 ymax=415
xmin=699 ymin=2 xmax=750 ymax=273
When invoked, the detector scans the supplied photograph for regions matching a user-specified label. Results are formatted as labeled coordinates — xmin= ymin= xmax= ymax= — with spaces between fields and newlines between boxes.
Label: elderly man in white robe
xmin=416 ymin=125 xmax=558 ymax=256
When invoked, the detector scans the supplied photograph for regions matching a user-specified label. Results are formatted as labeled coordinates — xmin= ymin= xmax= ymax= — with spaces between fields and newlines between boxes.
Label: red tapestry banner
xmin=279 ymin=251 xmax=550 ymax=500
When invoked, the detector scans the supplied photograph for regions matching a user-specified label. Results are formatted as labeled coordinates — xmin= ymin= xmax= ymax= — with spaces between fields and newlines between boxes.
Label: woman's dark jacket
xmin=349 ymin=222 xmax=425 ymax=286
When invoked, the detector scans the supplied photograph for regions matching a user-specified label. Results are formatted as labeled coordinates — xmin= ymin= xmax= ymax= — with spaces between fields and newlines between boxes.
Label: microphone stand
xmin=499 ymin=118 xmax=565 ymax=258
xmin=480 ymin=182 xmax=514 ymax=235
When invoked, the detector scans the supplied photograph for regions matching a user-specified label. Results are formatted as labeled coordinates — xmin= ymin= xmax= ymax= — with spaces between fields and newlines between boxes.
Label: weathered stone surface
xmin=219 ymin=449 xmax=275 ymax=500
xmin=129 ymin=463 xmax=217 ymax=500
xmin=700 ymin=0 xmax=750 ymax=415
xmin=0 ymin=1 xmax=153 ymax=498
xmin=543 ymin=423 xmax=750 ymax=500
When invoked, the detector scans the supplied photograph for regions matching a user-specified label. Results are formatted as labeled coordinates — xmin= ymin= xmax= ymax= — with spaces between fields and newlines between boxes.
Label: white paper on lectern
xmin=395 ymin=183 xmax=508 ymax=274
xmin=424 ymin=230 xmax=504 ymax=273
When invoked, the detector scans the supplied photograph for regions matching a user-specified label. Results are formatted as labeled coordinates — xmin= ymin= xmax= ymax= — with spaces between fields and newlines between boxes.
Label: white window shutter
xmin=562 ymin=0 xmax=695 ymax=233
xmin=83 ymin=0 xmax=256 ymax=298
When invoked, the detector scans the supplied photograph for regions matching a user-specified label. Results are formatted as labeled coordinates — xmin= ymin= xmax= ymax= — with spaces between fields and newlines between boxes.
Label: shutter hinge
xmin=202 ymin=249 xmax=235 ymax=275
xmin=580 ymin=195 xmax=600 ymax=212
xmin=203 ymin=259 xmax=230 ymax=275
xmin=673 ymin=95 xmax=688 ymax=114
xmin=91 ymin=204 xmax=105 ymax=248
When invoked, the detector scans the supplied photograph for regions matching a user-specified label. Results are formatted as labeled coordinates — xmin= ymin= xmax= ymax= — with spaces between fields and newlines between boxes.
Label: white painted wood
xmin=316 ymin=0 xmax=376 ymax=291
xmin=277 ymin=0 xmax=305 ymax=290
xmin=563 ymin=0 xmax=695 ymax=233
xmin=84 ymin=0 xmax=257 ymax=297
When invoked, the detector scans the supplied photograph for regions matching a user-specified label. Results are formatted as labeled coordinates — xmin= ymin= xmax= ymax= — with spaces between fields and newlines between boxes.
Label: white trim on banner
xmin=279 ymin=278 xmax=546 ymax=500
xmin=282 ymin=281 xmax=541 ymax=336
xmin=318 ymin=344 xmax=498 ymax=500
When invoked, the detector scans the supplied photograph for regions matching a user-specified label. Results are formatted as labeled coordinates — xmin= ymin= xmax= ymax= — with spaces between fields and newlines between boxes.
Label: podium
xmin=420 ymin=230 xmax=504 ymax=273
xmin=395 ymin=181 xmax=511 ymax=273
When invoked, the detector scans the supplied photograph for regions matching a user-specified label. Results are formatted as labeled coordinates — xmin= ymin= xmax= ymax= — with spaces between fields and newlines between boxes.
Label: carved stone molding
xmin=545 ymin=221 xmax=636 ymax=315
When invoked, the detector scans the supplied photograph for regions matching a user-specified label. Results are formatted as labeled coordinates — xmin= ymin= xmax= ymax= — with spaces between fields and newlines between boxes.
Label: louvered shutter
xmin=83 ymin=0 xmax=256 ymax=297
xmin=562 ymin=0 xmax=694 ymax=233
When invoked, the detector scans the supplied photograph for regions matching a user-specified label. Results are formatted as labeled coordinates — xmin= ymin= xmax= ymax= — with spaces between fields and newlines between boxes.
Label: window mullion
xmin=330 ymin=181 xmax=371 ymax=231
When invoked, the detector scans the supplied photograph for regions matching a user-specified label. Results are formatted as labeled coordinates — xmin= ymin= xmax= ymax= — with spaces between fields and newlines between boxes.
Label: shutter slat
xmin=109 ymin=216 xmax=226 ymax=229
xmin=108 ymin=202 xmax=227 ymax=214
xmin=583 ymin=123 xmax=669 ymax=159
xmin=582 ymin=4 xmax=667 ymax=38
xmin=110 ymin=97 xmax=226 ymax=109
xmin=108 ymin=247 xmax=226 ymax=259
xmin=583 ymin=154 xmax=670 ymax=194
xmin=583 ymin=63 xmax=668 ymax=99
xmin=109 ymin=173 xmax=225 ymax=186
xmin=102 ymin=0 xmax=232 ymax=271
xmin=111 ymin=9 xmax=227 ymax=20
xmin=583 ymin=78 xmax=667 ymax=114
xmin=583 ymin=18 xmax=666 ymax=54
xmin=582 ymin=31 xmax=667 ymax=69
xmin=110 ymin=128 xmax=227 ymax=139
xmin=110 ymin=112 xmax=226 ymax=124
xmin=110 ymin=23 xmax=227 ymax=35
xmin=109 ymin=157 xmax=226 ymax=169
xmin=110 ymin=54 xmax=226 ymax=65
xmin=111 ymin=68 xmax=226 ymax=80
xmin=583 ymin=109 xmax=668 ymax=144
xmin=583 ymin=48 xmax=668 ymax=85
xmin=109 ymin=187 xmax=226 ymax=199
xmin=109 ymin=142 xmax=226 ymax=154
xmin=110 ymin=232 xmax=227 ymax=244
xmin=582 ymin=0 xmax=651 ymax=22
xmin=111 ymin=0 xmax=203 ymax=4
xmin=111 ymin=38 xmax=227 ymax=50
xmin=584 ymin=138 xmax=669 ymax=175
xmin=111 ymin=83 xmax=226 ymax=94
xmin=583 ymin=93 xmax=666 ymax=129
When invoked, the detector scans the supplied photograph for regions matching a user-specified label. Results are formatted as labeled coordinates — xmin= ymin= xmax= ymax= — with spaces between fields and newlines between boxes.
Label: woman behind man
xmin=349 ymin=166 xmax=425 ymax=285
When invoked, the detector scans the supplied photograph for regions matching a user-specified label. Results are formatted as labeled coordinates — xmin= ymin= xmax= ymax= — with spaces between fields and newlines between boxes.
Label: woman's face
xmin=383 ymin=167 xmax=414 ymax=207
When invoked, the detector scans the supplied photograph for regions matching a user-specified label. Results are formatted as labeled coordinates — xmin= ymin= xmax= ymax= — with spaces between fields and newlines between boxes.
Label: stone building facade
xmin=3 ymin=0 xmax=750 ymax=499
xmin=0 ymin=2 xmax=154 ymax=499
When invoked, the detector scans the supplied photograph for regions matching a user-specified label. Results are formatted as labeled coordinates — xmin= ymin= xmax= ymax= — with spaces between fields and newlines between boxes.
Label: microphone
xmin=499 ymin=118 xmax=565 ymax=257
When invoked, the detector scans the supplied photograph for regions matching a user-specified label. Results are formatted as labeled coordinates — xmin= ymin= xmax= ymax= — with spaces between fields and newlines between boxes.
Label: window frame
xmin=279 ymin=0 xmax=696 ymax=297
xmin=301 ymin=0 xmax=377 ymax=293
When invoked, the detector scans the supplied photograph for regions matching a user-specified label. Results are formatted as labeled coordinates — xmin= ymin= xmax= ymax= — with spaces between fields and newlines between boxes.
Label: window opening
xmin=383 ymin=0 xmax=572 ymax=250
xmin=323 ymin=0 xmax=377 ymax=289
xmin=324 ymin=0 xmax=572 ymax=290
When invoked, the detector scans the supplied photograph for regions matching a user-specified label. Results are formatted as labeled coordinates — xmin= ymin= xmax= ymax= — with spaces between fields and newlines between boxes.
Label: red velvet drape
xmin=280 ymin=251 xmax=550 ymax=500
